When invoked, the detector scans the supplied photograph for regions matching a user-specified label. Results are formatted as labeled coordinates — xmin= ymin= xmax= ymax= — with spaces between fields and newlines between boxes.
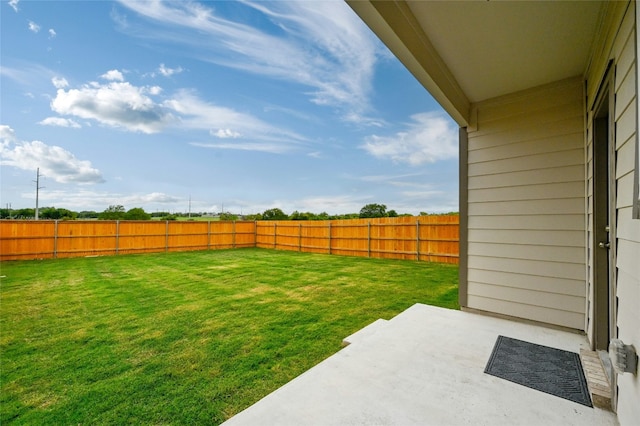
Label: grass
xmin=0 ymin=248 xmax=458 ymax=425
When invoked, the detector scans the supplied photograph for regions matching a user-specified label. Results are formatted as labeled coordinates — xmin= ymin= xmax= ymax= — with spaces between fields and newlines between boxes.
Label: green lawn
xmin=0 ymin=248 xmax=458 ymax=425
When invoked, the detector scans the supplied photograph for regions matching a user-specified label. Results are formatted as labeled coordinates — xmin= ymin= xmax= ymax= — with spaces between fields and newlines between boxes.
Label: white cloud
xmin=190 ymin=141 xmax=291 ymax=154
xmin=116 ymin=0 xmax=383 ymax=124
xmin=0 ymin=125 xmax=17 ymax=145
xmin=30 ymin=189 xmax=180 ymax=211
xmin=166 ymin=89 xmax=305 ymax=145
xmin=39 ymin=117 xmax=81 ymax=128
xmin=50 ymin=80 xmax=173 ymax=134
xmin=101 ymin=69 xmax=124 ymax=81
xmin=0 ymin=63 xmax=58 ymax=88
xmin=158 ymin=63 xmax=183 ymax=77
xmin=148 ymin=86 xmax=162 ymax=95
xmin=49 ymin=28 xmax=56 ymax=38
xmin=0 ymin=125 xmax=104 ymax=184
xmin=9 ymin=0 xmax=19 ymax=13
xmin=213 ymin=128 xmax=241 ymax=139
xmin=28 ymin=20 xmax=40 ymax=33
xmin=360 ymin=112 xmax=458 ymax=165
xmin=296 ymin=195 xmax=372 ymax=214
xmin=47 ymin=72 xmax=302 ymax=146
xmin=52 ymin=76 xmax=69 ymax=88
xmin=129 ymin=192 xmax=180 ymax=204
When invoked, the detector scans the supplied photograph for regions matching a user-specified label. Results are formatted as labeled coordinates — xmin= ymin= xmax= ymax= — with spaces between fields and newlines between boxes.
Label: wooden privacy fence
xmin=0 ymin=220 xmax=256 ymax=260
xmin=255 ymin=216 xmax=458 ymax=263
xmin=0 ymin=216 xmax=459 ymax=264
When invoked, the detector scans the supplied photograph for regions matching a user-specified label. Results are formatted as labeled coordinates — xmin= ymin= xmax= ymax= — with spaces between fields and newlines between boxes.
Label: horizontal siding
xmin=469 ymin=214 xmax=585 ymax=230
xmin=474 ymin=105 xmax=582 ymax=140
xmin=614 ymin=63 xmax=635 ymax=121
xmin=616 ymin=136 xmax=636 ymax=178
xmin=616 ymin=237 xmax=640 ymax=280
xmin=617 ymin=172 xmax=637 ymax=209
xmin=468 ymin=282 xmax=585 ymax=313
xmin=467 ymin=295 xmax=585 ymax=329
xmin=468 ymin=256 xmax=585 ymax=281
xmin=586 ymin=2 xmax=640 ymax=422
xmin=468 ymin=133 xmax=583 ymax=164
xmin=468 ymin=229 xmax=584 ymax=246
xmin=468 ymin=164 xmax=584 ymax=189
xmin=475 ymin=78 xmax=584 ymax=124
xmin=466 ymin=77 xmax=586 ymax=329
xmin=469 ymin=198 xmax=584 ymax=216
xmin=469 ymin=181 xmax=585 ymax=203
xmin=468 ymin=269 xmax=585 ymax=297
xmin=615 ymin=92 xmax=636 ymax=148
xmin=468 ymin=147 xmax=584 ymax=176
xmin=468 ymin=242 xmax=584 ymax=264
xmin=469 ymin=115 xmax=584 ymax=148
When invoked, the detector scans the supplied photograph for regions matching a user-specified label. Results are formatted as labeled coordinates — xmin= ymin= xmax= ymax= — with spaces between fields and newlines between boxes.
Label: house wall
xmin=465 ymin=77 xmax=587 ymax=330
xmin=585 ymin=1 xmax=640 ymax=422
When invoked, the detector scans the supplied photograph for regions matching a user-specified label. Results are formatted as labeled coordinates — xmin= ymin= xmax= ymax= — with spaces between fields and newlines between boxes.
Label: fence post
xmin=416 ymin=220 xmax=420 ymax=261
xmin=208 ymin=220 xmax=211 ymax=250
xmin=328 ymin=222 xmax=331 ymax=255
xmin=254 ymin=221 xmax=258 ymax=248
xmin=165 ymin=221 xmax=169 ymax=252
xmin=233 ymin=221 xmax=236 ymax=249
xmin=273 ymin=222 xmax=277 ymax=249
xmin=298 ymin=223 xmax=302 ymax=251
xmin=115 ymin=220 xmax=120 ymax=255
xmin=368 ymin=221 xmax=371 ymax=258
xmin=54 ymin=220 xmax=58 ymax=259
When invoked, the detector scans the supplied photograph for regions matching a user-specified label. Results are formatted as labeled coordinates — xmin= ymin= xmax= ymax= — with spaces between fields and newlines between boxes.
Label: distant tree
xmin=245 ymin=213 xmax=262 ymax=221
xmin=387 ymin=209 xmax=398 ymax=218
xmin=219 ymin=212 xmax=238 ymax=221
xmin=15 ymin=208 xmax=35 ymax=219
xmin=39 ymin=207 xmax=77 ymax=220
xmin=262 ymin=208 xmax=288 ymax=220
xmin=77 ymin=210 xmax=99 ymax=219
xmin=359 ymin=203 xmax=387 ymax=218
xmin=291 ymin=211 xmax=313 ymax=220
xmin=124 ymin=207 xmax=151 ymax=220
xmin=0 ymin=208 xmax=10 ymax=219
xmin=161 ymin=214 xmax=178 ymax=221
xmin=40 ymin=207 xmax=60 ymax=220
xmin=99 ymin=205 xmax=126 ymax=220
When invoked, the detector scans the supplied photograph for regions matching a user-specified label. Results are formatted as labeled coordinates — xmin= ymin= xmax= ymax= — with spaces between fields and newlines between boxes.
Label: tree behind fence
xmin=0 ymin=216 xmax=459 ymax=264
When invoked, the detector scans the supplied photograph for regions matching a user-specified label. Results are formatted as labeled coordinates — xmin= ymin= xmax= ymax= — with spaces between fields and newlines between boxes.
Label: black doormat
xmin=484 ymin=335 xmax=592 ymax=407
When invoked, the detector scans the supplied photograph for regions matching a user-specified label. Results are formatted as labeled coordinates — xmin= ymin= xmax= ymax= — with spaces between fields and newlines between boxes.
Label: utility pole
xmin=34 ymin=168 xmax=44 ymax=220
xmin=188 ymin=195 xmax=192 ymax=219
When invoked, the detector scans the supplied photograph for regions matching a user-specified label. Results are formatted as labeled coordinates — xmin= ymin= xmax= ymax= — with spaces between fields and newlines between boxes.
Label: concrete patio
xmin=222 ymin=304 xmax=618 ymax=426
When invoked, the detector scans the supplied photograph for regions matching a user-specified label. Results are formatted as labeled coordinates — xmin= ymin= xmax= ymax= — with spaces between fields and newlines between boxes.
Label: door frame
xmin=591 ymin=64 xmax=617 ymax=353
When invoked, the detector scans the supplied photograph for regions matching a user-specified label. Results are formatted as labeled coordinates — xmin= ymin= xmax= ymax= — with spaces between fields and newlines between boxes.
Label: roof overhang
xmin=348 ymin=0 xmax=605 ymax=127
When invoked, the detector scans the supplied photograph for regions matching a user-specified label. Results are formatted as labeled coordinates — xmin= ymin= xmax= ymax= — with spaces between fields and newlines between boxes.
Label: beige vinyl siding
xmin=585 ymin=2 xmax=640 ymax=423
xmin=612 ymin=7 xmax=640 ymax=423
xmin=466 ymin=77 xmax=586 ymax=329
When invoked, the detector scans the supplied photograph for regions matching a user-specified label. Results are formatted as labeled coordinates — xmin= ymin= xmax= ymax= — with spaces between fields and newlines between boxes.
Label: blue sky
xmin=1 ymin=0 xmax=458 ymax=216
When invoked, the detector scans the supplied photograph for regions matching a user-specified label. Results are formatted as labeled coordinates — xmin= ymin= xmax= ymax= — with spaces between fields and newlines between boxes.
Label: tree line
xmin=0 ymin=204 xmax=457 ymax=221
